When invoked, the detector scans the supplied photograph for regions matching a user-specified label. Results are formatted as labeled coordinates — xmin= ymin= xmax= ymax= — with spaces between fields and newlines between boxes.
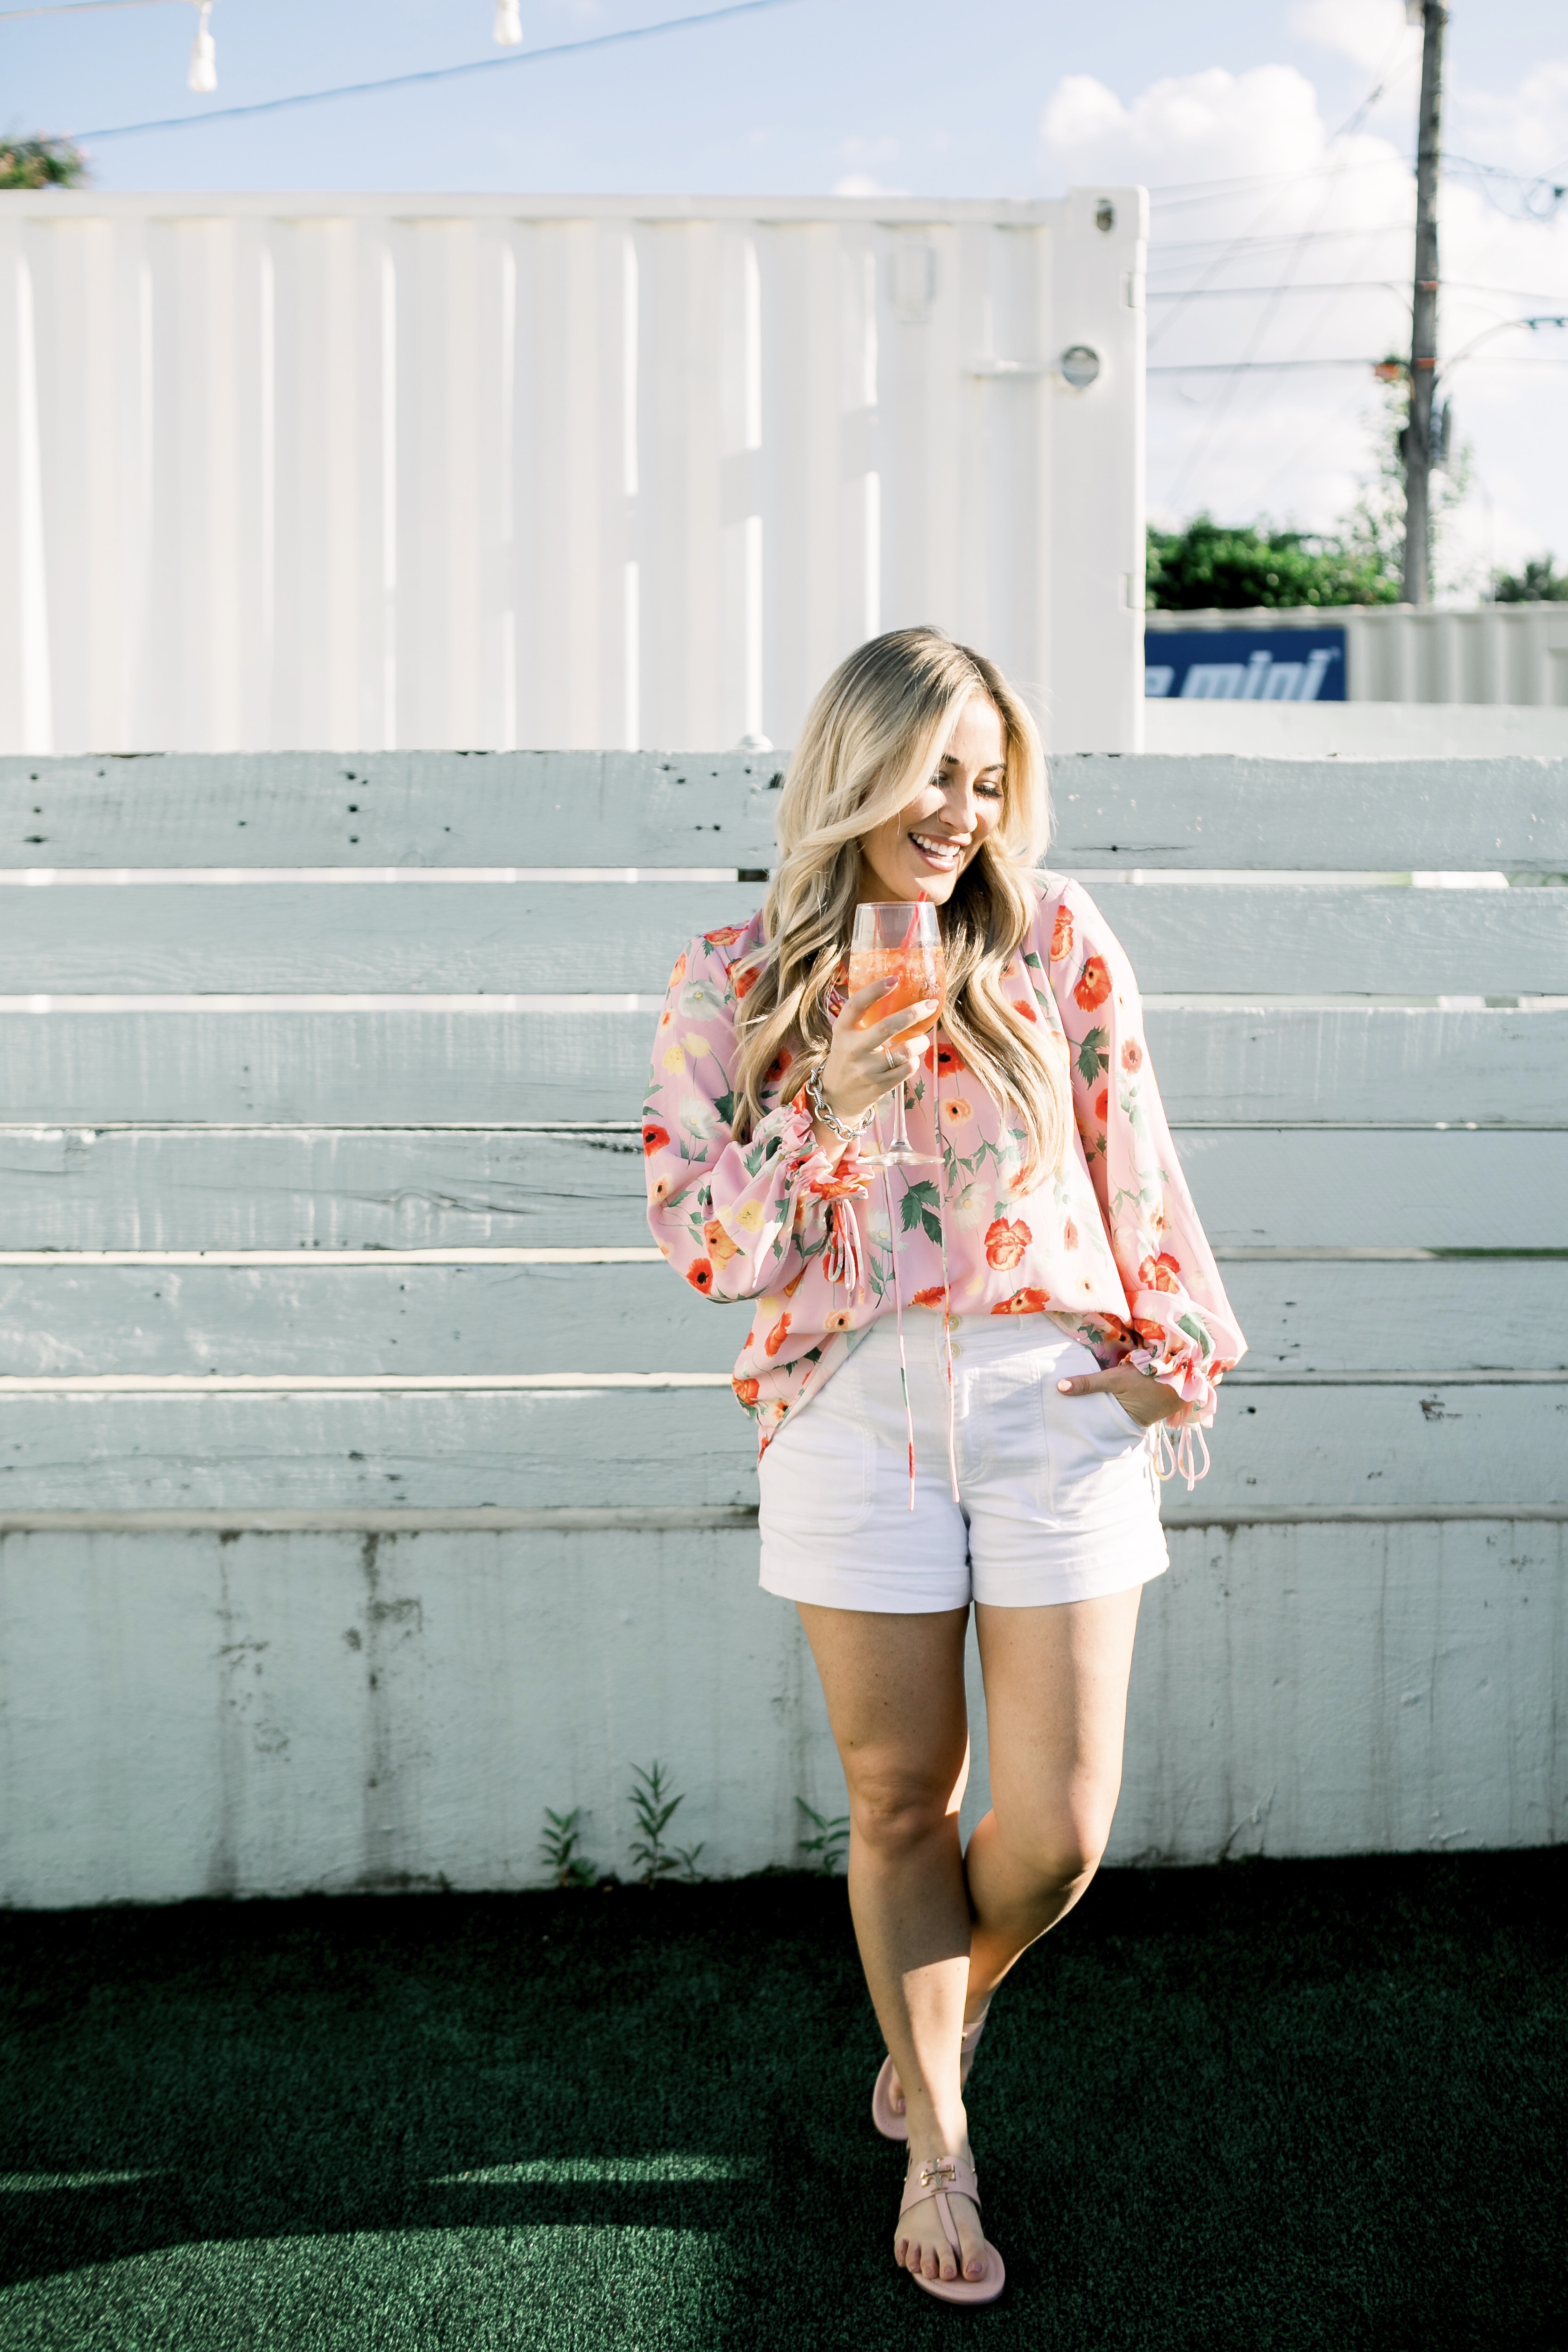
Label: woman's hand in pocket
xmin=1057 ymin=1364 xmax=1183 ymax=1428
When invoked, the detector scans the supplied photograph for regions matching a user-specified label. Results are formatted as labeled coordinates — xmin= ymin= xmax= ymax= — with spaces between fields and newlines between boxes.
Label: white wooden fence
xmin=0 ymin=190 xmax=1145 ymax=760
xmin=1 ymin=751 xmax=1565 ymax=1904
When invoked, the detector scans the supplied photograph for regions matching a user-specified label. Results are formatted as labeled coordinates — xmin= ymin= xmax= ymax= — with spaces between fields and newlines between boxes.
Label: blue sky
xmin=8 ymin=0 xmax=1568 ymax=573
xmin=2 ymin=0 xmax=1557 ymax=200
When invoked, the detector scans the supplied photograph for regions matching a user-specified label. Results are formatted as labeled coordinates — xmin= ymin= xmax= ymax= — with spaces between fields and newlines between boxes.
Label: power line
xmin=1148 ymin=280 xmax=1408 ymax=302
xmin=1150 ymin=226 xmax=1413 ymax=260
xmin=1148 ymin=280 xmax=1568 ymax=311
xmin=1150 ymin=350 xmax=1568 ymax=377
xmin=1146 ymin=34 xmax=1418 ymax=360
xmin=1151 ymin=357 xmax=1390 ymax=375
xmin=1148 ymin=157 xmax=1411 ymax=213
xmin=71 ymin=0 xmax=804 ymax=140
xmin=0 ymin=0 xmax=176 ymax=15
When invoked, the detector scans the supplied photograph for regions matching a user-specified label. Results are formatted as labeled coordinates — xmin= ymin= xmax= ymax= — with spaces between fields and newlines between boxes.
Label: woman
xmin=643 ymin=628 xmax=1244 ymax=2306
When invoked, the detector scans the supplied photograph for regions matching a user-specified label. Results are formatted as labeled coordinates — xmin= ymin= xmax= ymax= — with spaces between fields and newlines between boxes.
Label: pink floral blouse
xmin=643 ymin=876 xmax=1245 ymax=1472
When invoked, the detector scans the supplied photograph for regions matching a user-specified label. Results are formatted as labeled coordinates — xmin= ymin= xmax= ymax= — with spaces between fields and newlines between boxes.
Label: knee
xmin=846 ymin=1764 xmax=956 ymax=1863
xmin=1004 ymin=1810 xmax=1112 ymax=1899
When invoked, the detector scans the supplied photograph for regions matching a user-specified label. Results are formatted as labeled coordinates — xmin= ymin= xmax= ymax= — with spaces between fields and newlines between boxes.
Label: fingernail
xmin=1057 ymin=1379 xmax=1073 ymax=1391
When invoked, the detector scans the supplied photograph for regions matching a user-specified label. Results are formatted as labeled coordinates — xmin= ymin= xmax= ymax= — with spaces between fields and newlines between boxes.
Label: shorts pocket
xmin=1102 ymin=1388 xmax=1148 ymax=1441
xmin=757 ymin=1369 xmax=877 ymax=1537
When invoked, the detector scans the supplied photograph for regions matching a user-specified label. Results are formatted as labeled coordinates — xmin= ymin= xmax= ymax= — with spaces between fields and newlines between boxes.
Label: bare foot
xmin=885 ymin=2010 xmax=988 ymax=2123
xmin=894 ymin=2147 xmax=988 ymax=2285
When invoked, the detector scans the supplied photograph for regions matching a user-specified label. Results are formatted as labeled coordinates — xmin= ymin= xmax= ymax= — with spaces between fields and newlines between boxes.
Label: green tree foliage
xmin=1493 ymin=557 xmax=1568 ymax=603
xmin=0 ymin=137 xmax=90 ymax=190
xmin=1146 ymin=516 xmax=1401 ymax=611
xmin=1152 ymin=374 xmax=1480 ymax=612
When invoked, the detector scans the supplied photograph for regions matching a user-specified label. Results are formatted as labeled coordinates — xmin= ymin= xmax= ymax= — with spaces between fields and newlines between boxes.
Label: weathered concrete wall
xmin=2 ymin=1520 xmax=1561 ymax=1907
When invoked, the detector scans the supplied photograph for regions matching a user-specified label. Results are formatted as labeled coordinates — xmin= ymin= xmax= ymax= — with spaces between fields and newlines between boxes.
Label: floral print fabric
xmin=643 ymin=878 xmax=1246 ymax=1458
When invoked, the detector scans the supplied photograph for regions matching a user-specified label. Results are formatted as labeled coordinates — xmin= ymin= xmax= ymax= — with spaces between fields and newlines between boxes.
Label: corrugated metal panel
xmin=0 ymin=191 xmax=1146 ymax=756
xmin=1147 ymin=600 xmax=1568 ymax=706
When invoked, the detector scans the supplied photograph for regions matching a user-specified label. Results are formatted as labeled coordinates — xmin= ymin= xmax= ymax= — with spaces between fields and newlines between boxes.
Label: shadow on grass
xmin=0 ymin=1856 xmax=1564 ymax=2352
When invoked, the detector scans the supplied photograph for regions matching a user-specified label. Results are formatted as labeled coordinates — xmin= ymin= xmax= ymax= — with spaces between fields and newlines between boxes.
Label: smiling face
xmin=856 ymin=694 xmax=1008 ymax=906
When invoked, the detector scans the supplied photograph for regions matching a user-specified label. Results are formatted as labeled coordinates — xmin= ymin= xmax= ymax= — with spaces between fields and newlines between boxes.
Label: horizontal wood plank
xmin=0 ymin=882 xmax=760 ymax=995
xmin=4 ymin=878 xmax=1564 ymax=997
xmin=1 ymin=1005 xmax=1566 ymax=1125
xmin=2 ymin=1124 xmax=1564 ymax=1254
xmin=0 ymin=1383 xmax=1563 ymax=1511
xmin=1 ymin=1258 xmax=1563 ymax=1378
xmin=1172 ymin=1127 xmax=1568 ymax=1250
xmin=0 ymin=752 xmax=786 ymax=871
xmin=7 ymin=752 xmax=1568 ymax=872
xmin=1098 ymin=882 xmax=1568 ymax=999
xmin=1048 ymin=755 xmax=1568 ymax=874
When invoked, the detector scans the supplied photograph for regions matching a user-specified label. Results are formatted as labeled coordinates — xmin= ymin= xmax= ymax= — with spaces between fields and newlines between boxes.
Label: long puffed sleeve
xmin=1044 ymin=880 xmax=1246 ymax=1429
xmin=643 ymin=929 xmax=842 ymax=1304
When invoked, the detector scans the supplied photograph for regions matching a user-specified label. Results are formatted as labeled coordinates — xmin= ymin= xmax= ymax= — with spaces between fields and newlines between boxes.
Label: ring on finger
xmin=883 ymin=1041 xmax=898 ymax=1069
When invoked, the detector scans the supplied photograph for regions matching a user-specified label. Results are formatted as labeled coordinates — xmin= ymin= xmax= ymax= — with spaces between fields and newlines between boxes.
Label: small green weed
xmin=796 ymin=1798 xmax=850 ymax=1877
xmin=629 ymin=1761 xmax=695 ymax=1885
xmin=539 ymin=1806 xmax=596 ymax=1889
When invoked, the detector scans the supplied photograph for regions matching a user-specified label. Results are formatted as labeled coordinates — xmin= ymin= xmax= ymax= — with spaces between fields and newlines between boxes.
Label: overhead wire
xmin=68 ymin=0 xmax=805 ymax=140
xmin=0 ymin=0 xmax=180 ymax=15
xmin=1146 ymin=32 xmax=1418 ymax=358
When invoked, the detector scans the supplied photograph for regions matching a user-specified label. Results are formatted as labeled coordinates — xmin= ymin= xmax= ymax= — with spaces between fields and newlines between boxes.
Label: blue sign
xmin=1145 ymin=627 xmax=1346 ymax=702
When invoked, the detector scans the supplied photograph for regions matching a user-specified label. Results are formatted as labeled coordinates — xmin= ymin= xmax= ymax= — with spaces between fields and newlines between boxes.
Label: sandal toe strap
xmin=900 ymin=2153 xmax=981 ymax=2220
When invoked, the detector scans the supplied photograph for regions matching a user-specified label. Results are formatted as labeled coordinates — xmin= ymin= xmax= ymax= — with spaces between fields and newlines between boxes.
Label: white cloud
xmin=1040 ymin=49 xmax=1568 ymax=576
xmin=832 ymin=173 xmax=908 ymax=197
xmin=1042 ymin=64 xmax=1329 ymax=187
xmin=1289 ymin=0 xmax=1414 ymax=74
xmin=1462 ymin=57 xmax=1568 ymax=175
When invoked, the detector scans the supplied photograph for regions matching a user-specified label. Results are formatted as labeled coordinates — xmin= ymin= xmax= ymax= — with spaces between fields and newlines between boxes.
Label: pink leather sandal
xmin=897 ymin=2152 xmax=1005 ymax=2306
xmin=871 ymin=2006 xmax=991 ymax=2141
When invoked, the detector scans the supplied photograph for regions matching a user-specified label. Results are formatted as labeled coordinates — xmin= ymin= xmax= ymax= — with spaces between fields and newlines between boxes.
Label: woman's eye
xmin=976 ymin=782 xmax=1003 ymax=800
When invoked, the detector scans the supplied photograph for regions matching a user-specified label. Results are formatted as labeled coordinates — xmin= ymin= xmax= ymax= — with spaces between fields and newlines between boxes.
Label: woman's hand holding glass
xmin=812 ymin=976 xmax=937 ymax=1151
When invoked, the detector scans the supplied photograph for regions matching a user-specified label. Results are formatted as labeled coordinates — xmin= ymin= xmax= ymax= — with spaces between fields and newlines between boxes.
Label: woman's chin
xmin=910 ymin=863 xmax=961 ymax=900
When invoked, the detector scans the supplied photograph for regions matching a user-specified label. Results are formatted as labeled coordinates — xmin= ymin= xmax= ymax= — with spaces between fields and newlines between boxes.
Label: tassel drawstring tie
xmin=822 ymin=1194 xmax=863 ymax=1292
xmin=1154 ymin=1419 xmax=1210 ymax=1492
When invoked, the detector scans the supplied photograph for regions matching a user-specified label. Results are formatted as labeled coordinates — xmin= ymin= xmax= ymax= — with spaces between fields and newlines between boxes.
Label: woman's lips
xmin=909 ymin=831 xmax=963 ymax=869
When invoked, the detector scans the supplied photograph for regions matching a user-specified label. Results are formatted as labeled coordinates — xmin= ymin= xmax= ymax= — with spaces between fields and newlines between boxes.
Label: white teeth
xmin=911 ymin=834 xmax=961 ymax=860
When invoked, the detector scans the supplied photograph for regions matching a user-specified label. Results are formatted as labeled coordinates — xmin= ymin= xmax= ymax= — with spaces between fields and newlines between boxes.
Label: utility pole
xmin=1401 ymin=0 xmax=1446 ymax=604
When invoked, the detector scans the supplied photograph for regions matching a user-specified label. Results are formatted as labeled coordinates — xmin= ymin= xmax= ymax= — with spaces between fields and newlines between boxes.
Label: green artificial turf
xmin=0 ymin=1854 xmax=1564 ymax=2352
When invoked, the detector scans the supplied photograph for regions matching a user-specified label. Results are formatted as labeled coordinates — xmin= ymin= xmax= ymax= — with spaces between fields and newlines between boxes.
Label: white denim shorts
xmin=757 ymin=1310 xmax=1168 ymax=1613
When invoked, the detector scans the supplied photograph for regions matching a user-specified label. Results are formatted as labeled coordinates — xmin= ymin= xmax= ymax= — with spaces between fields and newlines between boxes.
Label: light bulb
xmin=187 ymin=0 xmax=216 ymax=94
xmin=493 ymin=0 xmax=522 ymax=44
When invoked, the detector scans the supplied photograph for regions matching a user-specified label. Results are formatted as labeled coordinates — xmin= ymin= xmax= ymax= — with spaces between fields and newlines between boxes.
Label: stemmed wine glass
xmin=848 ymin=900 xmax=945 ymax=1167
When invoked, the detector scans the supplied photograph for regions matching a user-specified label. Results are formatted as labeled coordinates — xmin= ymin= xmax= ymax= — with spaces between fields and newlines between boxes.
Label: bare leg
xmin=796 ymin=1602 xmax=989 ymax=2286
xmin=877 ymin=1583 xmax=1145 ymax=2095
xmin=964 ymin=1583 xmax=1144 ymax=2005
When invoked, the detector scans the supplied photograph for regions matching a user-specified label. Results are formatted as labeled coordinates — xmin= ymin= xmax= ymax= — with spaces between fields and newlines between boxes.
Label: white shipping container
xmin=0 ymin=189 xmax=1146 ymax=757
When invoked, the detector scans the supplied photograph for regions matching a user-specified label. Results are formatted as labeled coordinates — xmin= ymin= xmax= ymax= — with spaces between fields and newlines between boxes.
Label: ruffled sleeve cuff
xmin=751 ymin=1088 xmax=826 ymax=1180
xmin=1126 ymin=1339 xmax=1218 ymax=1426
xmin=1125 ymin=1332 xmax=1239 ymax=1490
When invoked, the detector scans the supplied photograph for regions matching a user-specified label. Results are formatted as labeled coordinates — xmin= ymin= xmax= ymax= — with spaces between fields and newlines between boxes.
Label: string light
xmin=185 ymin=0 xmax=214 ymax=93
xmin=493 ymin=0 xmax=521 ymax=43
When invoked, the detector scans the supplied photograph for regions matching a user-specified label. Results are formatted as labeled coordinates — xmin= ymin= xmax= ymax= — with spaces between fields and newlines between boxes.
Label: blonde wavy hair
xmin=733 ymin=626 xmax=1071 ymax=1180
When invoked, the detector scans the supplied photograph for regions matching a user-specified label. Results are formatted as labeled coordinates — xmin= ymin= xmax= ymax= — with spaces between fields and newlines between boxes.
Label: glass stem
xmin=890 ymin=1080 xmax=912 ymax=1152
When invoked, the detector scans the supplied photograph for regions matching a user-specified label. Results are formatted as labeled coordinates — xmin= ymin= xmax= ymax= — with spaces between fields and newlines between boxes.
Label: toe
xmin=954 ymin=2197 xmax=987 ymax=2281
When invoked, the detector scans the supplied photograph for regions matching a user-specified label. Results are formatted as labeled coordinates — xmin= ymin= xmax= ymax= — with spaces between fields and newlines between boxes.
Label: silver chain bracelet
xmin=805 ymin=1061 xmax=876 ymax=1143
